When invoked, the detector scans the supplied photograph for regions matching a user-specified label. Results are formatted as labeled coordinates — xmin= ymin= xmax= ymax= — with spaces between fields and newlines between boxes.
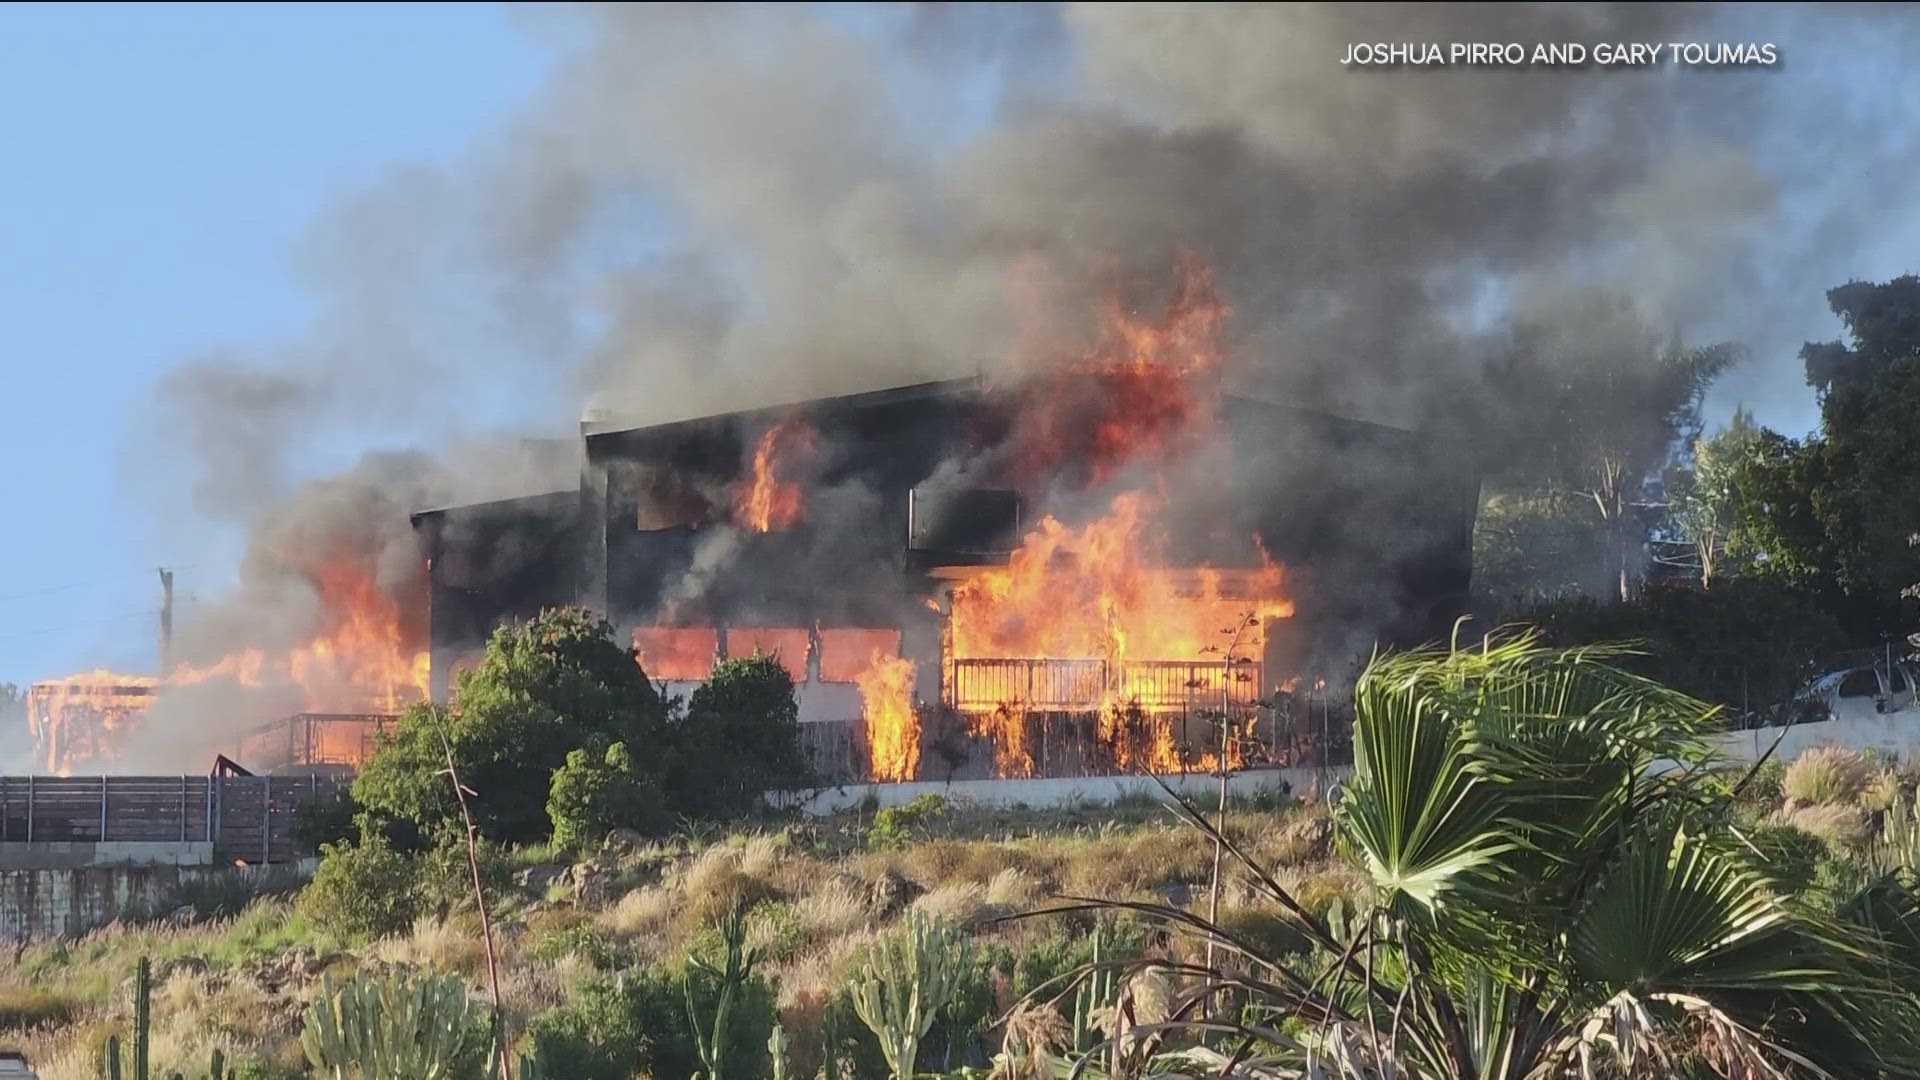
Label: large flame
xmin=32 ymin=556 xmax=429 ymax=774
xmin=735 ymin=417 xmax=818 ymax=532
xmin=170 ymin=558 xmax=430 ymax=715
xmin=856 ymin=651 xmax=919 ymax=783
xmin=946 ymin=493 xmax=1292 ymax=776
xmin=948 ymin=492 xmax=1292 ymax=663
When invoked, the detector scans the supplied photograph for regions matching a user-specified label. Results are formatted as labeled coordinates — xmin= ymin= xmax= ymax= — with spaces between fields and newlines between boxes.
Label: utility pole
xmin=156 ymin=569 xmax=174 ymax=674
xmin=1205 ymin=611 xmax=1257 ymax=979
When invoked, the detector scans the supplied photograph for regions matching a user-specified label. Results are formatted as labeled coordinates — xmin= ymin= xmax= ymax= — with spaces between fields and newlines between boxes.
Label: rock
xmin=515 ymin=863 xmax=569 ymax=894
xmin=601 ymin=827 xmax=649 ymax=859
xmin=1276 ymin=814 xmax=1335 ymax=863
xmin=570 ymin=859 xmax=614 ymax=906
xmin=160 ymin=954 xmax=208 ymax=980
xmin=867 ymin=870 xmax=923 ymax=918
xmin=1152 ymin=882 xmax=1192 ymax=908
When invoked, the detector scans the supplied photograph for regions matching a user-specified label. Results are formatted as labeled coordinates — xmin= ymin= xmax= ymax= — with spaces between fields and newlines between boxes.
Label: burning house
xmin=415 ymin=272 xmax=1481 ymax=787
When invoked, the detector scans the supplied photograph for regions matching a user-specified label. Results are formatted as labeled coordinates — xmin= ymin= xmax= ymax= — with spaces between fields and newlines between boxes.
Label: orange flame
xmin=34 ymin=556 xmax=429 ymax=774
xmin=1009 ymin=251 xmax=1229 ymax=487
xmin=948 ymin=492 xmax=1292 ymax=663
xmin=736 ymin=417 xmax=818 ymax=532
xmin=856 ymin=651 xmax=919 ymax=782
xmin=946 ymin=492 xmax=1292 ymax=775
xmin=26 ymin=672 xmax=158 ymax=775
xmin=170 ymin=559 xmax=429 ymax=715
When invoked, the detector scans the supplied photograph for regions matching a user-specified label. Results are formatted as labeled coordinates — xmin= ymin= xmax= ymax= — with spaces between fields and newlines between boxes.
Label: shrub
xmin=291 ymin=788 xmax=360 ymax=851
xmin=525 ymin=964 xmax=776 ymax=1080
xmin=299 ymin=970 xmax=494 ymax=1079
xmin=1786 ymin=803 xmax=1875 ymax=851
xmin=416 ymin=825 xmax=512 ymax=917
xmin=1783 ymin=746 xmax=1874 ymax=807
xmin=297 ymin=833 xmax=417 ymax=939
xmin=528 ymin=923 xmax=636 ymax=970
xmin=1861 ymin=769 xmax=1906 ymax=813
xmin=870 ymin=795 xmax=949 ymax=848
xmin=668 ymin=654 xmax=813 ymax=820
xmin=354 ymin=608 xmax=671 ymax=844
xmin=547 ymin=741 xmax=666 ymax=852
xmin=1737 ymin=822 xmax=1826 ymax=895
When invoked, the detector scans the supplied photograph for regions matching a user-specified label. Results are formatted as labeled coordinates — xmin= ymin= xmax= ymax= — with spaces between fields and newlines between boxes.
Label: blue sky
xmin=0 ymin=3 xmax=551 ymax=687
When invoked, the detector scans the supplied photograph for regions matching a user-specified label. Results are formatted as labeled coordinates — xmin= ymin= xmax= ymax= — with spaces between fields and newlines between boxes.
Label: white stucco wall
xmin=1703 ymin=713 xmax=1920 ymax=765
xmin=772 ymin=765 xmax=1353 ymax=816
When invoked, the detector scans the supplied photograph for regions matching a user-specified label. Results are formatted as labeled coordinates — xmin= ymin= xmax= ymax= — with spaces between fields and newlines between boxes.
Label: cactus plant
xmin=106 ymin=957 xmax=230 ymax=1080
xmin=848 ymin=912 xmax=973 ymax=1079
xmin=300 ymin=970 xmax=492 ymax=1079
xmin=686 ymin=903 xmax=763 ymax=1080
xmin=768 ymin=1023 xmax=791 ymax=1080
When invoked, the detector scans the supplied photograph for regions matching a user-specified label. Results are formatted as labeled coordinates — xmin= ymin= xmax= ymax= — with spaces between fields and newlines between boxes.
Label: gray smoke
xmin=109 ymin=3 xmax=1920 ymax=760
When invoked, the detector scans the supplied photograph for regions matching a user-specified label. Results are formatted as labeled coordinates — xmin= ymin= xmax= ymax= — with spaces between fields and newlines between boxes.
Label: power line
xmin=0 ymin=564 xmax=205 ymax=607
xmin=0 ymin=609 xmax=157 ymax=643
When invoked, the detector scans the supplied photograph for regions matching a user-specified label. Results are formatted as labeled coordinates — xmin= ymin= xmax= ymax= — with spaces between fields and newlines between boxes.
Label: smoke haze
xmin=97 ymin=2 xmax=1920 ymax=759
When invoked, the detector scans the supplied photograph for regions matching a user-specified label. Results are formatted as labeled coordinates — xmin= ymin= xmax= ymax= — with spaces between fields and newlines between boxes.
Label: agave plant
xmin=1017 ymin=635 xmax=1920 ymax=1079
xmin=300 ymin=970 xmax=494 ymax=1079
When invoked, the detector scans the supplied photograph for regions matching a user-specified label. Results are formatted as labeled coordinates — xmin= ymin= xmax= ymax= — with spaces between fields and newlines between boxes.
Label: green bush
xmin=666 ymin=654 xmax=812 ymax=820
xmin=547 ymin=741 xmax=666 ymax=852
xmin=416 ymin=825 xmax=512 ymax=917
xmin=1511 ymin=578 xmax=1848 ymax=717
xmin=1738 ymin=822 xmax=1826 ymax=895
xmin=292 ymin=788 xmax=360 ymax=851
xmin=354 ymin=608 xmax=671 ymax=844
xmin=525 ymin=965 xmax=775 ymax=1080
xmin=297 ymin=833 xmax=417 ymax=939
xmin=870 ymin=794 xmax=949 ymax=847
xmin=528 ymin=923 xmax=636 ymax=970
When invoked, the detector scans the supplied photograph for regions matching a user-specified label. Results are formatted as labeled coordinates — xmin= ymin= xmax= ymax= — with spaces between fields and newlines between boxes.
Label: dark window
xmin=1838 ymin=669 xmax=1881 ymax=699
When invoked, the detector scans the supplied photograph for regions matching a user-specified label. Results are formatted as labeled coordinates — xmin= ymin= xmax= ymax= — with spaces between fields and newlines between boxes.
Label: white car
xmin=1796 ymin=661 xmax=1920 ymax=723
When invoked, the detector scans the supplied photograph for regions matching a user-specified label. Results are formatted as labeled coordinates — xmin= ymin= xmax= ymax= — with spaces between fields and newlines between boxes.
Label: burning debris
xmin=26 ymin=673 xmax=158 ymax=776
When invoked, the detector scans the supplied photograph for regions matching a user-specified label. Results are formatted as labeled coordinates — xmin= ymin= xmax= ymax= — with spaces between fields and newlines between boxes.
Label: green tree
xmin=547 ymin=741 xmax=665 ymax=852
xmin=1725 ymin=278 xmax=1920 ymax=621
xmin=1667 ymin=407 xmax=1763 ymax=588
xmin=665 ymin=654 xmax=810 ymax=820
xmin=1801 ymin=274 xmax=1920 ymax=403
xmin=354 ymin=608 xmax=669 ymax=844
xmin=1039 ymin=638 xmax=1920 ymax=1077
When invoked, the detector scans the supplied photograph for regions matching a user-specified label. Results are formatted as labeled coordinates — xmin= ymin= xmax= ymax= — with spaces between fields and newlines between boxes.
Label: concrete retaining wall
xmin=0 ymin=856 xmax=310 ymax=942
xmin=0 ymin=841 xmax=213 ymax=871
xmin=774 ymin=765 xmax=1353 ymax=816
xmin=1704 ymin=714 xmax=1920 ymax=764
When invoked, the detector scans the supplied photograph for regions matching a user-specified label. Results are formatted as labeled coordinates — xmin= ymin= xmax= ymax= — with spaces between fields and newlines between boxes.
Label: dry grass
xmin=1783 ymin=746 xmax=1874 ymax=808
xmin=367 ymin=914 xmax=490 ymax=979
xmin=0 ymin=802 xmax=1318 ymax=1074
xmin=1781 ymin=803 xmax=1875 ymax=851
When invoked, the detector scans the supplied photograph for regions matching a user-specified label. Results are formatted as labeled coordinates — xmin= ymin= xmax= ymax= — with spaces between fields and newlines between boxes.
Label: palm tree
xmin=1021 ymin=635 xmax=1920 ymax=1078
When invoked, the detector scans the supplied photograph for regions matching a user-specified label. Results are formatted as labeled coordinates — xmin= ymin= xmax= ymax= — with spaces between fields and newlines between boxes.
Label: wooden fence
xmin=0 ymin=775 xmax=346 ymax=865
